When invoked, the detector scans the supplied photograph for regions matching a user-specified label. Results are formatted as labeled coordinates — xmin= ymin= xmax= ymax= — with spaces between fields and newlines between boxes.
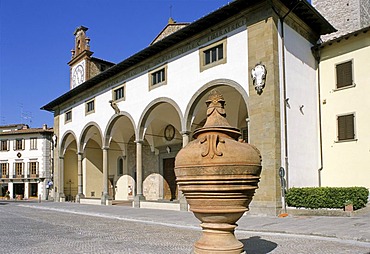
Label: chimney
xmin=43 ymin=124 xmax=47 ymax=130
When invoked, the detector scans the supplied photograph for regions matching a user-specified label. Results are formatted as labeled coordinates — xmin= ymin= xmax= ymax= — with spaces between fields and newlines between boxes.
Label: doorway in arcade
xmin=13 ymin=183 xmax=24 ymax=199
xmin=163 ymin=157 xmax=177 ymax=201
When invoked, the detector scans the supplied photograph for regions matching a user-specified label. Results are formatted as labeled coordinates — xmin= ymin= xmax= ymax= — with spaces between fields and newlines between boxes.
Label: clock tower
xmin=68 ymin=26 xmax=92 ymax=89
xmin=68 ymin=26 xmax=115 ymax=90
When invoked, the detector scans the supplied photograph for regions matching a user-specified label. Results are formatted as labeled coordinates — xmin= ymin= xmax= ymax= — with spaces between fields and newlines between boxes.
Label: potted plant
xmin=344 ymin=200 xmax=354 ymax=212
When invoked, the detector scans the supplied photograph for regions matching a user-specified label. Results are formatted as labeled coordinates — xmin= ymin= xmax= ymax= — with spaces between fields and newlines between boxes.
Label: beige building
xmin=0 ymin=124 xmax=54 ymax=200
xmin=314 ymin=26 xmax=370 ymax=189
xmin=42 ymin=0 xmax=334 ymax=215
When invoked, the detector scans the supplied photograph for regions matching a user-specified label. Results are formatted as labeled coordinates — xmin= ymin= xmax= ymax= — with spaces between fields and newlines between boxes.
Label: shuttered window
xmin=336 ymin=61 xmax=353 ymax=89
xmin=337 ymin=114 xmax=355 ymax=141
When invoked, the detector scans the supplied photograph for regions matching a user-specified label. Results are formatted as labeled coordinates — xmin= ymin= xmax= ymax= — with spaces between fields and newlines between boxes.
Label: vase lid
xmin=193 ymin=90 xmax=241 ymax=140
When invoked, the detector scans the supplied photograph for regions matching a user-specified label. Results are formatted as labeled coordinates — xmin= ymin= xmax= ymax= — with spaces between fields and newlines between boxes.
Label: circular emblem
xmin=164 ymin=125 xmax=175 ymax=141
xmin=17 ymin=152 xmax=22 ymax=158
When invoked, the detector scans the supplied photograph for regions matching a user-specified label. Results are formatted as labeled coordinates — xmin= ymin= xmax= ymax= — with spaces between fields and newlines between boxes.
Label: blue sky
xmin=0 ymin=0 xmax=230 ymax=128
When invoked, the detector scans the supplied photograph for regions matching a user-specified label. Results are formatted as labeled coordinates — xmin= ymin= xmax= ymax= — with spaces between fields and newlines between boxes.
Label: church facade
xmin=42 ymin=0 xmax=334 ymax=215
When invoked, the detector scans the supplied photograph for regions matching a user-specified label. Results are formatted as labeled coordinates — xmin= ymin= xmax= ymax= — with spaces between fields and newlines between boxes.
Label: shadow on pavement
xmin=241 ymin=236 xmax=278 ymax=254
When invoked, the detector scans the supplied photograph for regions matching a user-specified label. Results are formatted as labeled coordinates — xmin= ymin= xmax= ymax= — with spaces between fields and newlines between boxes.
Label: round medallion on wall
xmin=164 ymin=124 xmax=175 ymax=141
xmin=17 ymin=152 xmax=22 ymax=158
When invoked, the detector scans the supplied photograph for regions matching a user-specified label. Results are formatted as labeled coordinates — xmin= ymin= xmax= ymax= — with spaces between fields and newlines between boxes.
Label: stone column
xmin=59 ymin=156 xmax=65 ymax=202
xmin=101 ymin=146 xmax=110 ymax=205
xmin=24 ymin=182 xmax=29 ymax=200
xmin=181 ymin=131 xmax=191 ymax=148
xmin=248 ymin=15 xmax=282 ymax=216
xmin=179 ymin=131 xmax=191 ymax=211
xmin=133 ymin=139 xmax=144 ymax=207
xmin=75 ymin=152 xmax=85 ymax=202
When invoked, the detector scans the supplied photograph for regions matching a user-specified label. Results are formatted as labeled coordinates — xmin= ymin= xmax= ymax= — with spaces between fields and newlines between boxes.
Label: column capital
xmin=134 ymin=139 xmax=144 ymax=144
xmin=180 ymin=130 xmax=191 ymax=136
xmin=59 ymin=156 xmax=64 ymax=160
xmin=102 ymin=146 xmax=109 ymax=150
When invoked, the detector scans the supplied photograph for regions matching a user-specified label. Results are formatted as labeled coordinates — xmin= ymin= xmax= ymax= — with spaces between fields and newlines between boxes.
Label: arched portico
xmin=79 ymin=122 xmax=104 ymax=201
xmin=104 ymin=112 xmax=137 ymax=201
xmin=136 ymin=98 xmax=183 ymax=205
xmin=59 ymin=131 xmax=78 ymax=202
xmin=184 ymin=79 xmax=250 ymax=141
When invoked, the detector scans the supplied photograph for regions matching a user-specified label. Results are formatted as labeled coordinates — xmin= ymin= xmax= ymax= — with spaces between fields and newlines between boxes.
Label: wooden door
xmin=163 ymin=158 xmax=177 ymax=201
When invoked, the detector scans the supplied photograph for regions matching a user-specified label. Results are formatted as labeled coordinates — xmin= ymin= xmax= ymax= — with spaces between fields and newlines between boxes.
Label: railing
xmin=1 ymin=174 xmax=8 ymax=179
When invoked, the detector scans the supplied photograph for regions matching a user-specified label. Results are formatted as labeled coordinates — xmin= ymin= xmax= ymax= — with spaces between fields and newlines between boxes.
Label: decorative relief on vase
xmin=200 ymin=134 xmax=225 ymax=158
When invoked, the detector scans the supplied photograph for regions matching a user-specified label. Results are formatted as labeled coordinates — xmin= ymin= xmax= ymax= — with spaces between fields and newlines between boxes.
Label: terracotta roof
xmin=0 ymin=127 xmax=54 ymax=136
xmin=150 ymin=18 xmax=190 ymax=45
xmin=314 ymin=25 xmax=370 ymax=50
xmin=42 ymin=0 xmax=335 ymax=112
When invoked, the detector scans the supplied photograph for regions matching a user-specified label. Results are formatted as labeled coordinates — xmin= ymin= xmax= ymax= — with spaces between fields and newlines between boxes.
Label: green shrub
xmin=286 ymin=187 xmax=369 ymax=210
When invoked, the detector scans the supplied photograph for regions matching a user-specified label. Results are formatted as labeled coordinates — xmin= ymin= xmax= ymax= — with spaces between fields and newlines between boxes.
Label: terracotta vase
xmin=175 ymin=90 xmax=262 ymax=254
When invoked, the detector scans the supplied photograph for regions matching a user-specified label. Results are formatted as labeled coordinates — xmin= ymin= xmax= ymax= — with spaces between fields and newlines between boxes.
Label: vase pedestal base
xmin=194 ymin=223 xmax=245 ymax=254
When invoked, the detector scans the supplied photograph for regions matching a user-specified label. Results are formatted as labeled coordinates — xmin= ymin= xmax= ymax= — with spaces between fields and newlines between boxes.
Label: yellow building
xmin=315 ymin=26 xmax=370 ymax=189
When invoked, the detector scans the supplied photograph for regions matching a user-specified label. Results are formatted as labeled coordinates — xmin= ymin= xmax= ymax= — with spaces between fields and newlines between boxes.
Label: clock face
xmin=164 ymin=125 xmax=175 ymax=141
xmin=72 ymin=64 xmax=85 ymax=88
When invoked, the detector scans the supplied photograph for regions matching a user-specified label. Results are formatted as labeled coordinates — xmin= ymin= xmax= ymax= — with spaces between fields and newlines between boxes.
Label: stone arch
xmin=79 ymin=121 xmax=104 ymax=152
xmin=79 ymin=121 xmax=104 ymax=199
xmin=137 ymin=97 xmax=184 ymax=141
xmin=103 ymin=112 xmax=137 ymax=201
xmin=104 ymin=111 xmax=137 ymax=148
xmin=184 ymin=79 xmax=249 ymax=131
xmin=60 ymin=130 xmax=78 ymax=156
xmin=136 ymin=97 xmax=184 ymax=201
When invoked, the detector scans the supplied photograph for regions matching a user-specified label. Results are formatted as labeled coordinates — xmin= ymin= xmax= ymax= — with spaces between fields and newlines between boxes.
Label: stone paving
xmin=0 ymin=201 xmax=369 ymax=253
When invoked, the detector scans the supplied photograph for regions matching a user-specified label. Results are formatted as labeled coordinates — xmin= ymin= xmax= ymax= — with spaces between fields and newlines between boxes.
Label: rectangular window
xmin=14 ymin=139 xmax=24 ymax=150
xmin=204 ymin=44 xmax=223 ymax=65
xmin=15 ymin=162 xmax=23 ymax=178
xmin=152 ymin=68 xmax=165 ymax=85
xmin=30 ymin=138 xmax=37 ymax=150
xmin=29 ymin=161 xmax=38 ymax=177
xmin=1 ymin=163 xmax=8 ymax=177
xmin=86 ymin=99 xmax=95 ymax=114
xmin=336 ymin=60 xmax=353 ymax=89
xmin=65 ymin=110 xmax=72 ymax=123
xmin=0 ymin=140 xmax=9 ymax=151
xmin=337 ymin=114 xmax=355 ymax=141
xmin=148 ymin=65 xmax=167 ymax=90
xmin=113 ymin=85 xmax=125 ymax=101
xmin=199 ymin=38 xmax=227 ymax=72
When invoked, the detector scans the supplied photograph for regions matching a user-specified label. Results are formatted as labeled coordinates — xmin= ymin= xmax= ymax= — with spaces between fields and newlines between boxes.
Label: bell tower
xmin=68 ymin=26 xmax=115 ymax=90
xmin=68 ymin=26 xmax=93 ymax=90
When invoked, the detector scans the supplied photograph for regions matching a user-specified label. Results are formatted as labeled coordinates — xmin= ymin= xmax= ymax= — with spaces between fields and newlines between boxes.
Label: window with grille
xmin=0 ymin=140 xmax=9 ymax=151
xmin=86 ymin=99 xmax=95 ymax=114
xmin=199 ymin=38 xmax=227 ymax=72
xmin=30 ymin=138 xmax=37 ymax=150
xmin=336 ymin=61 xmax=353 ymax=89
xmin=152 ymin=68 xmax=165 ymax=85
xmin=113 ymin=85 xmax=125 ymax=101
xmin=118 ymin=157 xmax=124 ymax=176
xmin=14 ymin=139 xmax=24 ymax=150
xmin=337 ymin=114 xmax=355 ymax=141
xmin=149 ymin=65 xmax=167 ymax=90
xmin=29 ymin=161 xmax=38 ymax=177
xmin=65 ymin=110 xmax=72 ymax=123
xmin=204 ymin=44 xmax=223 ymax=65
xmin=1 ymin=163 xmax=8 ymax=177
xmin=15 ymin=162 xmax=23 ymax=178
